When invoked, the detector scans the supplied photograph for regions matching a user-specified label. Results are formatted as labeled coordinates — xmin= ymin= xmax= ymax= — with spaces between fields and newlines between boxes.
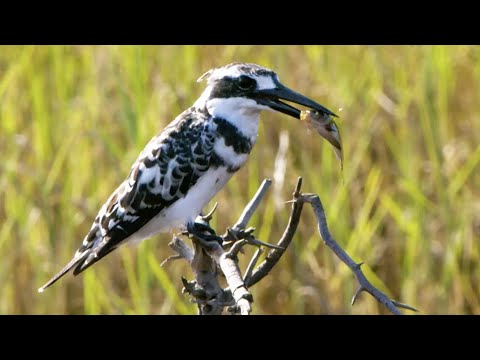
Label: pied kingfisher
xmin=38 ymin=62 xmax=336 ymax=293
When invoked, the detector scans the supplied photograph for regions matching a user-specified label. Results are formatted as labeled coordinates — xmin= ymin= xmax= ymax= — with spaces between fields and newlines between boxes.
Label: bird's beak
xmin=255 ymin=83 xmax=337 ymax=119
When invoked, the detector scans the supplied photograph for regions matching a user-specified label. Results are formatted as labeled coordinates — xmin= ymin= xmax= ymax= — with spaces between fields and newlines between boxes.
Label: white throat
xmin=205 ymin=97 xmax=266 ymax=141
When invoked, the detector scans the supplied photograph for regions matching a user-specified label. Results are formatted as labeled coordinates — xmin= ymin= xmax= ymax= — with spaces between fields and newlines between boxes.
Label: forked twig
xmin=299 ymin=192 xmax=418 ymax=314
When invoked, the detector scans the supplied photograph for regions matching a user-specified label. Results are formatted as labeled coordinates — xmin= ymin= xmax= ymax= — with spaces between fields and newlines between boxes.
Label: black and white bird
xmin=38 ymin=62 xmax=336 ymax=293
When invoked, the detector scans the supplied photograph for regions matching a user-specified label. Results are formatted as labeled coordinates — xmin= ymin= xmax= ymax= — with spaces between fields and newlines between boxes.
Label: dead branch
xmin=163 ymin=177 xmax=417 ymax=315
xmin=298 ymin=192 xmax=418 ymax=314
xmin=231 ymin=179 xmax=272 ymax=231
xmin=245 ymin=178 xmax=304 ymax=287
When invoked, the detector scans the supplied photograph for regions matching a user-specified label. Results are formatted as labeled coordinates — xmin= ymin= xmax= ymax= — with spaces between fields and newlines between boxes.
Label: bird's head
xmin=195 ymin=62 xmax=337 ymax=122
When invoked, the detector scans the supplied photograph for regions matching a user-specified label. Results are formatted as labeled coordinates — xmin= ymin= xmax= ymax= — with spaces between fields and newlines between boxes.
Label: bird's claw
xmin=185 ymin=221 xmax=223 ymax=249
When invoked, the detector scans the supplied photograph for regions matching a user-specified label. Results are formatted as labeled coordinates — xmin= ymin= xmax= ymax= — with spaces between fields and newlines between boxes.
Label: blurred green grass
xmin=1 ymin=45 xmax=479 ymax=314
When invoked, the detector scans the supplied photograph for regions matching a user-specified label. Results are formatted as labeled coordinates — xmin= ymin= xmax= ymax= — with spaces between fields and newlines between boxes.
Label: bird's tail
xmin=37 ymin=252 xmax=89 ymax=293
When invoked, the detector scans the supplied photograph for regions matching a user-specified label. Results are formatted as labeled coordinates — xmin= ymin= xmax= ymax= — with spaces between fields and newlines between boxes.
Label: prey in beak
xmin=301 ymin=109 xmax=343 ymax=169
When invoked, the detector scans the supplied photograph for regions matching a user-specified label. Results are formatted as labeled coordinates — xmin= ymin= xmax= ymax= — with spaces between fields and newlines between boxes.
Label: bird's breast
xmin=210 ymin=116 xmax=256 ymax=172
xmin=211 ymin=137 xmax=249 ymax=172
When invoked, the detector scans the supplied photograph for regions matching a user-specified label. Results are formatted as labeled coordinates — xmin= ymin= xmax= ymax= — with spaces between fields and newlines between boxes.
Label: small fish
xmin=300 ymin=109 xmax=343 ymax=170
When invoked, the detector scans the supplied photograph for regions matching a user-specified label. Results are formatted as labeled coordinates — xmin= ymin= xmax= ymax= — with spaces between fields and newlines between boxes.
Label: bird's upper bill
xmin=198 ymin=62 xmax=337 ymax=119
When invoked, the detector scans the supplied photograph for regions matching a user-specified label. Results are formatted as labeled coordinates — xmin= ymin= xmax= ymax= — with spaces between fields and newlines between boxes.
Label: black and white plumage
xmin=38 ymin=62 xmax=336 ymax=292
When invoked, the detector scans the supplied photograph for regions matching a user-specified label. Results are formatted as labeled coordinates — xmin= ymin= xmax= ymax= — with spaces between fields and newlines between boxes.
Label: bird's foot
xmin=185 ymin=221 xmax=223 ymax=250
xmin=189 ymin=219 xmax=217 ymax=236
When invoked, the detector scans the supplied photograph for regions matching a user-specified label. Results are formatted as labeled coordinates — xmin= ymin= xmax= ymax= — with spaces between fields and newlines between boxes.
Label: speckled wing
xmin=75 ymin=110 xmax=215 ymax=271
xmin=38 ymin=109 xmax=215 ymax=291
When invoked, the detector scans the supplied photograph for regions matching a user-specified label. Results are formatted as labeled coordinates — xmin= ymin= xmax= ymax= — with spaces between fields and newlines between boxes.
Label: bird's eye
xmin=236 ymin=75 xmax=256 ymax=90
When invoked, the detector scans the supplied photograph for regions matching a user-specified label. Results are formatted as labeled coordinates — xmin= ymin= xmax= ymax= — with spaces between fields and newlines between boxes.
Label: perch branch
xmin=167 ymin=180 xmax=273 ymax=315
xmin=185 ymin=235 xmax=252 ymax=315
xmin=213 ymin=246 xmax=252 ymax=315
xmin=165 ymin=176 xmax=416 ymax=315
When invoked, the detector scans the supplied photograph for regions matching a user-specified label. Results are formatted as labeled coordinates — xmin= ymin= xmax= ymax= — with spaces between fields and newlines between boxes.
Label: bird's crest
xmin=197 ymin=69 xmax=215 ymax=83
xmin=197 ymin=63 xmax=275 ymax=84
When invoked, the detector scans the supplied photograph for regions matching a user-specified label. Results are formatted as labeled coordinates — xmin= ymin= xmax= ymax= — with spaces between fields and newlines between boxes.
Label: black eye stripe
xmin=236 ymin=75 xmax=256 ymax=90
xmin=208 ymin=75 xmax=259 ymax=99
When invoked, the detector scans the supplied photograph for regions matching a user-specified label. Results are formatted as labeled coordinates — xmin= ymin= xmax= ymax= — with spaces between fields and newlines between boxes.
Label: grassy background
xmin=1 ymin=45 xmax=479 ymax=315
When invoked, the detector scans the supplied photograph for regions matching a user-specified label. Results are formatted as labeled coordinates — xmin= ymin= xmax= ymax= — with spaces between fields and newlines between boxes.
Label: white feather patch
xmin=207 ymin=97 xmax=262 ymax=141
xmin=213 ymin=137 xmax=249 ymax=169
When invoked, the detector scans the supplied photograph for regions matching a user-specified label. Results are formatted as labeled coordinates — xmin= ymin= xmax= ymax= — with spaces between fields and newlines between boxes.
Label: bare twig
xmin=246 ymin=177 xmax=304 ymax=287
xmin=160 ymin=254 xmax=182 ymax=267
xmin=200 ymin=202 xmax=218 ymax=222
xmin=225 ymin=239 xmax=248 ymax=258
xmin=391 ymin=300 xmax=418 ymax=312
xmin=232 ymin=178 xmax=272 ymax=231
xmin=243 ymin=247 xmax=263 ymax=283
xmin=164 ymin=236 xmax=194 ymax=264
xmin=299 ymin=193 xmax=418 ymax=314
xmin=246 ymin=177 xmax=416 ymax=314
xmin=246 ymin=236 xmax=284 ymax=250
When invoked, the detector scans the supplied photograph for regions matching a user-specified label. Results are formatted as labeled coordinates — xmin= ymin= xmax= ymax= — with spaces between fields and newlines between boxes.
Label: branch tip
xmin=391 ymin=300 xmax=419 ymax=312
xmin=244 ymin=247 xmax=264 ymax=283
xmin=294 ymin=177 xmax=303 ymax=198
xmin=248 ymin=237 xmax=284 ymax=250
xmin=233 ymin=179 xmax=272 ymax=230
xmin=355 ymin=262 xmax=364 ymax=270
xmin=351 ymin=286 xmax=365 ymax=306
xmin=160 ymin=254 xmax=182 ymax=267
xmin=201 ymin=202 xmax=218 ymax=222
xmin=244 ymin=227 xmax=255 ymax=235
xmin=226 ymin=239 xmax=248 ymax=259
